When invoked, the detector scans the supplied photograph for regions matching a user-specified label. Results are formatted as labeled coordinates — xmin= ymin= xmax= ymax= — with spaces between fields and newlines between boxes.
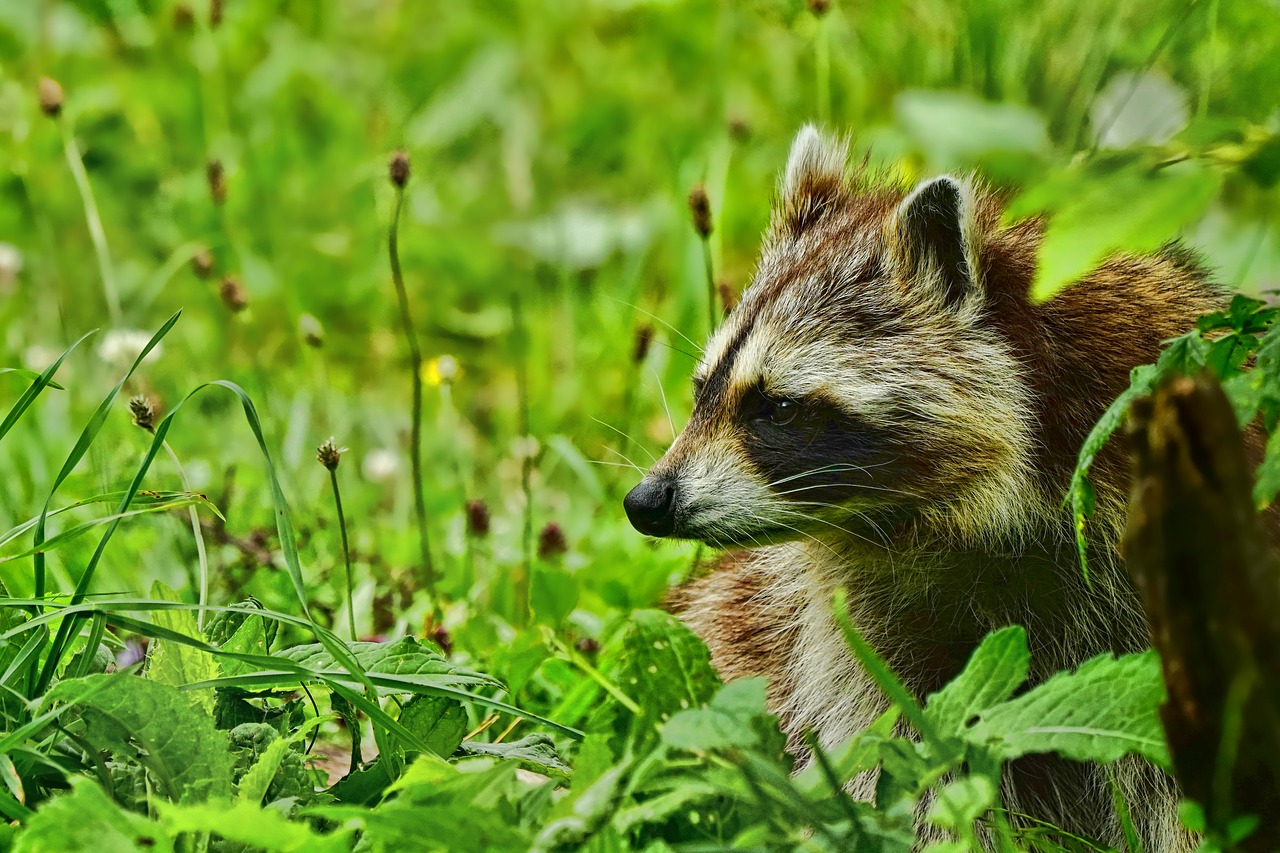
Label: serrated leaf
xmin=793 ymin=707 xmax=900 ymax=797
xmin=277 ymin=636 xmax=498 ymax=688
xmin=397 ymin=694 xmax=467 ymax=758
xmin=236 ymin=716 xmax=324 ymax=806
xmin=145 ymin=581 xmax=220 ymax=713
xmin=966 ymin=650 xmax=1169 ymax=768
xmin=924 ymin=626 xmax=1029 ymax=734
xmin=46 ymin=674 xmax=235 ymax=802
xmin=12 ymin=778 xmax=173 ymax=853
xmin=599 ymin=609 xmax=720 ymax=751
xmin=458 ymin=733 xmax=572 ymax=781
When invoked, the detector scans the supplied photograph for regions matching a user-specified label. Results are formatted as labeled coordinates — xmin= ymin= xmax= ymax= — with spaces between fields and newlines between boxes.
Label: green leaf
xmin=236 ymin=717 xmax=325 ymax=806
xmin=966 ymin=650 xmax=1170 ymax=768
xmin=599 ymin=609 xmax=720 ymax=751
xmin=1023 ymin=162 xmax=1220 ymax=302
xmin=397 ymin=694 xmax=468 ymax=758
xmin=458 ymin=733 xmax=572 ymax=781
xmin=531 ymin=567 xmax=578 ymax=626
xmin=277 ymin=636 xmax=498 ymax=689
xmin=926 ymin=776 xmax=997 ymax=832
xmin=924 ymin=626 xmax=1030 ymax=734
xmin=145 ymin=581 xmax=220 ymax=713
xmin=46 ymin=673 xmax=235 ymax=802
xmin=895 ymin=89 xmax=1049 ymax=170
xmin=662 ymin=677 xmax=771 ymax=751
xmin=156 ymin=798 xmax=352 ymax=852
xmin=12 ymin=778 xmax=173 ymax=853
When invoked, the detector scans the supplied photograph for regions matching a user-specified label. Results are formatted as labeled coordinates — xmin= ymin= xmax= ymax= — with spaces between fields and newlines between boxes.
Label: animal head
xmin=624 ymin=126 xmax=1047 ymax=551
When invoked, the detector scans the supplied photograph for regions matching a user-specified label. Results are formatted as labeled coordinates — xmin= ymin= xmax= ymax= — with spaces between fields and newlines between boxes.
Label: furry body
xmin=624 ymin=127 xmax=1223 ymax=849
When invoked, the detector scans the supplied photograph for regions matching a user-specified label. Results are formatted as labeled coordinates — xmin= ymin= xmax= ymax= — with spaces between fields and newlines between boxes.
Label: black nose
xmin=624 ymin=478 xmax=677 ymax=537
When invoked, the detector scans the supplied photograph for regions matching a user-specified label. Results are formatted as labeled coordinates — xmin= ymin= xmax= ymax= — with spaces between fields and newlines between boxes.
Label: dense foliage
xmin=2 ymin=1 xmax=1280 ymax=851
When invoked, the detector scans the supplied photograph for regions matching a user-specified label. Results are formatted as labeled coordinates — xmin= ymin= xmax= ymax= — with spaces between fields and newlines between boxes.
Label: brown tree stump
xmin=1124 ymin=373 xmax=1280 ymax=850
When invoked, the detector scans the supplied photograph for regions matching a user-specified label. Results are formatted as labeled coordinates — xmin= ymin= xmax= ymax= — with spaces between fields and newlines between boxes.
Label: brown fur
xmin=638 ymin=129 xmax=1235 ymax=850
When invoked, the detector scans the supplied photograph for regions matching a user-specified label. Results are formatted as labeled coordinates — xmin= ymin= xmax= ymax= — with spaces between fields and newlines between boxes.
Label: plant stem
xmin=387 ymin=187 xmax=438 ymax=604
xmin=699 ymin=237 xmax=717 ymax=336
xmin=162 ymin=440 xmax=209 ymax=630
xmin=327 ymin=467 xmax=356 ymax=641
xmin=815 ymin=13 xmax=831 ymax=124
xmin=511 ymin=292 xmax=532 ymax=627
xmin=58 ymin=116 xmax=122 ymax=326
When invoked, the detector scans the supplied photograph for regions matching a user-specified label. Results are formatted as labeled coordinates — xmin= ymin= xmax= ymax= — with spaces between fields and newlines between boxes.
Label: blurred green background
xmin=1 ymin=0 xmax=1278 ymax=655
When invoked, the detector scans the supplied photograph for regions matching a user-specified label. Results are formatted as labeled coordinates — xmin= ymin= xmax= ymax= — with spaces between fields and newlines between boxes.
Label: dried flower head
xmin=299 ymin=313 xmax=324 ymax=348
xmin=537 ymin=522 xmax=568 ymax=559
xmin=632 ymin=324 xmax=654 ymax=364
xmin=190 ymin=247 xmax=214 ymax=279
xmin=389 ymin=149 xmax=411 ymax=189
xmin=219 ymin=275 xmax=248 ymax=313
xmin=687 ymin=183 xmax=713 ymax=239
xmin=210 ymin=0 xmax=224 ymax=27
xmin=575 ymin=636 xmax=600 ymax=656
xmin=430 ymin=624 xmax=453 ymax=656
xmin=206 ymin=159 xmax=227 ymax=204
xmin=38 ymin=77 xmax=64 ymax=118
xmin=717 ymin=279 xmax=738 ymax=313
xmin=728 ymin=115 xmax=751 ymax=142
xmin=465 ymin=500 xmax=491 ymax=538
xmin=128 ymin=394 xmax=157 ymax=432
xmin=807 ymin=0 xmax=831 ymax=16
xmin=172 ymin=3 xmax=195 ymax=30
xmin=316 ymin=437 xmax=346 ymax=471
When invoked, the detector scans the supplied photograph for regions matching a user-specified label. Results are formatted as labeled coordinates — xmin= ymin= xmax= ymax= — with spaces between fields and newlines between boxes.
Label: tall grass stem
xmin=387 ymin=187 xmax=439 ymax=603
xmin=511 ymin=292 xmax=532 ymax=627
xmin=162 ymin=441 xmax=209 ymax=631
xmin=327 ymin=467 xmax=356 ymax=642
xmin=58 ymin=117 xmax=122 ymax=326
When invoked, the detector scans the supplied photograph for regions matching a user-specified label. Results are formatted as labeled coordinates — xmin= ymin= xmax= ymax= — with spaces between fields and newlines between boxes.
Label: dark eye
xmin=767 ymin=398 xmax=800 ymax=426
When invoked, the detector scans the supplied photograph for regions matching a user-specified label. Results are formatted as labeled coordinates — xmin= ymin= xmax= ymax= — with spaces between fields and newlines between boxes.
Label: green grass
xmin=2 ymin=1 xmax=1280 ymax=851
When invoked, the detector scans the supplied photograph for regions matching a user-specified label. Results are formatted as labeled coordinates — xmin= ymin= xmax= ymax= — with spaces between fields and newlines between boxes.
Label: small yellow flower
xmin=422 ymin=354 xmax=460 ymax=387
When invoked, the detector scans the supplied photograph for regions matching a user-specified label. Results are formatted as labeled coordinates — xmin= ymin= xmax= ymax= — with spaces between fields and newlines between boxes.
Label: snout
xmin=623 ymin=476 xmax=677 ymax=537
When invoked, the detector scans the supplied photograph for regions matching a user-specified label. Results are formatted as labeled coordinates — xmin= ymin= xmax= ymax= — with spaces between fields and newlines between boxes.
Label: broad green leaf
xmin=157 ymin=798 xmax=352 ymax=853
xmin=599 ymin=609 xmax=720 ymax=751
xmin=236 ymin=717 xmax=325 ymax=806
xmin=531 ymin=567 xmax=578 ymax=626
xmin=46 ymin=674 xmax=235 ymax=802
xmin=12 ymin=778 xmax=173 ymax=853
xmin=662 ymin=677 xmax=771 ymax=751
xmin=397 ymin=694 xmax=468 ymax=758
xmin=966 ymin=650 xmax=1169 ymax=768
xmin=924 ymin=626 xmax=1029 ymax=733
xmin=216 ymin=607 xmax=273 ymax=677
xmin=145 ymin=581 xmax=220 ymax=713
xmin=926 ymin=776 xmax=997 ymax=832
xmin=458 ymin=733 xmax=572 ymax=781
xmin=1023 ymin=162 xmax=1220 ymax=302
xmin=794 ymin=707 xmax=900 ymax=797
xmin=277 ymin=636 xmax=498 ymax=688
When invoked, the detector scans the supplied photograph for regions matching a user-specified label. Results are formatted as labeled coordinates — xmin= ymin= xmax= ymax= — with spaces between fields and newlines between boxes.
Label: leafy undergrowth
xmin=2 ymin=591 xmax=1170 ymax=853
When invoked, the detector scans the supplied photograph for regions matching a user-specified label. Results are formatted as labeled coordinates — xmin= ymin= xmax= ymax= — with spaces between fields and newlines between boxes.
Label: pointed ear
xmin=778 ymin=124 xmax=848 ymax=236
xmin=887 ymin=175 xmax=981 ymax=310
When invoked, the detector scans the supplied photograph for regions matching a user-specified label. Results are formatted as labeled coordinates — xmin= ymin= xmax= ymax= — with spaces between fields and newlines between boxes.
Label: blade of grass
xmin=0 ymin=330 xmax=94 ymax=444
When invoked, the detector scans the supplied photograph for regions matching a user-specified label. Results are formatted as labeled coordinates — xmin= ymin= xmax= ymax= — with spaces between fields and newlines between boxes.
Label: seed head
xmin=389 ymin=149 xmax=411 ymax=189
xmin=38 ymin=77 xmax=64 ymax=118
xmin=128 ymin=395 xmax=157 ymax=433
xmin=632 ymin=324 xmax=653 ymax=364
xmin=172 ymin=3 xmax=195 ymax=30
xmin=728 ymin=115 xmax=751 ymax=142
xmin=316 ymin=437 xmax=345 ymax=471
xmin=190 ymin=247 xmax=214 ymax=279
xmin=717 ymin=280 xmax=738 ymax=313
xmin=687 ymin=183 xmax=713 ymax=239
xmin=219 ymin=275 xmax=248 ymax=313
xmin=807 ymin=0 xmax=831 ymax=16
xmin=210 ymin=0 xmax=224 ymax=27
xmin=575 ymin=637 xmax=601 ymax=657
xmin=430 ymin=624 xmax=453 ymax=656
xmin=206 ymin=160 xmax=227 ymax=204
xmin=465 ymin=500 xmax=491 ymax=538
xmin=537 ymin=522 xmax=567 ymax=559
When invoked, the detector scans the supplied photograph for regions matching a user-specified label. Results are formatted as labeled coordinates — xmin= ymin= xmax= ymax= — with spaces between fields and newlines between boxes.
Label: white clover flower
xmin=97 ymin=329 xmax=163 ymax=371
xmin=361 ymin=448 xmax=401 ymax=483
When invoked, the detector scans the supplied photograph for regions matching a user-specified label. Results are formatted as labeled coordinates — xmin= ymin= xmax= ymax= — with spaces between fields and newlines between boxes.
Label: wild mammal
xmin=623 ymin=125 xmax=1224 ymax=848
